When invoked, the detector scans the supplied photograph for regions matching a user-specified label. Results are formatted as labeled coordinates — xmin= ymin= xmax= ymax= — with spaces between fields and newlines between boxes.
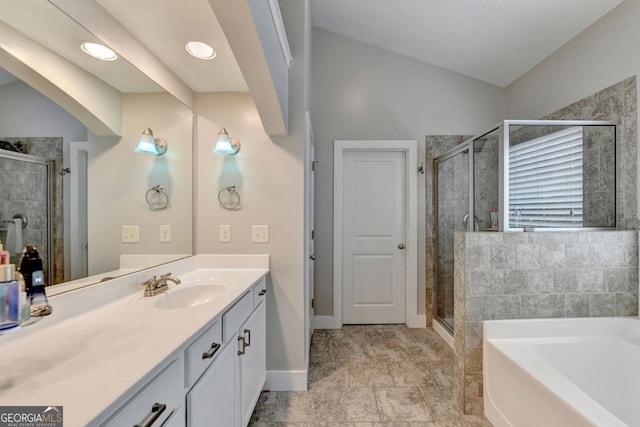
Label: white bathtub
xmin=483 ymin=317 xmax=640 ymax=427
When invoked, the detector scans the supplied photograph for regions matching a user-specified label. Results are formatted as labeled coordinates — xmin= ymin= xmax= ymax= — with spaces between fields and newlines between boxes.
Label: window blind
xmin=509 ymin=126 xmax=583 ymax=228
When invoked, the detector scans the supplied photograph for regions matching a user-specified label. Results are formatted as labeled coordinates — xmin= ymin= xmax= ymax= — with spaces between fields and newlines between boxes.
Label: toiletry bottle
xmin=0 ymin=241 xmax=9 ymax=264
xmin=15 ymin=272 xmax=29 ymax=323
xmin=18 ymin=246 xmax=52 ymax=317
xmin=0 ymin=264 xmax=19 ymax=330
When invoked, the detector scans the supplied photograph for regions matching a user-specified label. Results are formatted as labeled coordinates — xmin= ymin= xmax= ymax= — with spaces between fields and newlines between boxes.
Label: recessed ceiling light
xmin=185 ymin=41 xmax=216 ymax=60
xmin=81 ymin=42 xmax=117 ymax=61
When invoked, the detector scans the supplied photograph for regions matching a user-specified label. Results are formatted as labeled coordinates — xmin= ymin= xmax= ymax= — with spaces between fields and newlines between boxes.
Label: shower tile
xmin=467 ymin=270 xmax=503 ymax=296
xmin=489 ymin=245 xmax=515 ymax=269
xmin=590 ymin=243 xmax=624 ymax=268
xmin=539 ymin=243 xmax=565 ymax=268
xmin=553 ymin=269 xmax=579 ymax=293
xmin=503 ymin=233 xmax=528 ymax=245
xmin=603 ymin=268 xmax=630 ymax=293
xmin=464 ymin=322 xmax=482 ymax=349
xmin=615 ymin=292 xmax=639 ymax=316
xmin=590 ymin=294 xmax=615 ymax=317
xmin=519 ymin=295 xmax=539 ymax=318
xmin=565 ymin=294 xmax=590 ymax=317
xmin=565 ymin=243 xmax=590 ymax=268
xmin=538 ymin=294 xmax=565 ymax=318
xmin=466 ymin=247 xmax=490 ymax=271
xmin=515 ymin=244 xmax=540 ymax=269
xmin=464 ymin=347 xmax=482 ymax=373
xmin=477 ymin=233 xmax=502 ymax=246
xmin=577 ymin=270 xmax=604 ymax=292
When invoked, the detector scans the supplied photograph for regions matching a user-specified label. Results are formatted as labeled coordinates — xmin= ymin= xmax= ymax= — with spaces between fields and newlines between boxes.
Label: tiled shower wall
xmin=453 ymin=230 xmax=639 ymax=415
xmin=543 ymin=76 xmax=637 ymax=229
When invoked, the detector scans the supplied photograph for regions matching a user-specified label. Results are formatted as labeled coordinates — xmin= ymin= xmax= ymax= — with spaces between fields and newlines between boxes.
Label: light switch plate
xmin=160 ymin=225 xmax=171 ymax=243
xmin=219 ymin=225 xmax=231 ymax=242
xmin=251 ymin=225 xmax=269 ymax=243
xmin=122 ymin=225 xmax=139 ymax=243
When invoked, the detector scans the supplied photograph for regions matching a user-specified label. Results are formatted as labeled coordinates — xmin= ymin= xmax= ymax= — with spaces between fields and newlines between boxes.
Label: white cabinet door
xmin=238 ymin=302 xmax=266 ymax=426
xmin=187 ymin=340 xmax=237 ymax=427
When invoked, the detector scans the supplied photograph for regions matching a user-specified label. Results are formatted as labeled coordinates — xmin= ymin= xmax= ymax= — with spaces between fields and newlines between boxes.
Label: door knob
xmin=310 ymin=254 xmax=317 ymax=260
xmin=398 ymin=243 xmax=405 ymax=249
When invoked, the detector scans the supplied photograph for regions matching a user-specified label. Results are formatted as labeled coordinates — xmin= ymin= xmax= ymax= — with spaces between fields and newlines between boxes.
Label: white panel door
xmin=342 ymin=150 xmax=406 ymax=324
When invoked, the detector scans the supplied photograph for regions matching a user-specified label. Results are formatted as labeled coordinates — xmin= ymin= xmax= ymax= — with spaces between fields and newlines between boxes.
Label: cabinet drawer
xmin=253 ymin=279 xmax=267 ymax=306
xmin=223 ymin=290 xmax=253 ymax=341
xmin=103 ymin=358 xmax=183 ymax=427
xmin=185 ymin=318 xmax=223 ymax=388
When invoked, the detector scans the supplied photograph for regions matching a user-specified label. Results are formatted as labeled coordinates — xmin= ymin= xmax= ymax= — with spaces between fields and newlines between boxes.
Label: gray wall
xmin=311 ymin=27 xmax=506 ymax=318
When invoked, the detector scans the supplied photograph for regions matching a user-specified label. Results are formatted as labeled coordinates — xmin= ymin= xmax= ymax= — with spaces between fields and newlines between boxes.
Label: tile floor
xmin=249 ymin=325 xmax=492 ymax=426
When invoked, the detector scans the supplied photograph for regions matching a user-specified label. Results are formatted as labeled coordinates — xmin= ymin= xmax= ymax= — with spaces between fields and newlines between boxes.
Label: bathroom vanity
xmin=0 ymin=255 xmax=269 ymax=427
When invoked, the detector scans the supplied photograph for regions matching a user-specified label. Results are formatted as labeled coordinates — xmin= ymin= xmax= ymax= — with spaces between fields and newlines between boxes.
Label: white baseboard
xmin=433 ymin=318 xmax=454 ymax=349
xmin=314 ymin=314 xmax=426 ymax=329
xmin=265 ymin=370 xmax=308 ymax=391
xmin=407 ymin=314 xmax=426 ymax=328
xmin=313 ymin=315 xmax=341 ymax=329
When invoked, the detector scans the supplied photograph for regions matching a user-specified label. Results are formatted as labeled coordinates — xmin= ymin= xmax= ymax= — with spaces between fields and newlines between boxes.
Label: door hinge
xmin=311 ymin=298 xmax=315 ymax=308
xmin=417 ymin=162 xmax=424 ymax=174
xmin=311 ymin=230 xmax=315 ymax=239
xmin=311 ymin=160 xmax=318 ymax=171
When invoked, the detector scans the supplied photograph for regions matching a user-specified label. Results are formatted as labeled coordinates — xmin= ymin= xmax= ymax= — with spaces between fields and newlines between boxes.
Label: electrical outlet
xmin=219 ymin=225 xmax=231 ymax=242
xmin=160 ymin=225 xmax=171 ymax=243
xmin=251 ymin=225 xmax=269 ymax=243
xmin=121 ymin=225 xmax=139 ymax=243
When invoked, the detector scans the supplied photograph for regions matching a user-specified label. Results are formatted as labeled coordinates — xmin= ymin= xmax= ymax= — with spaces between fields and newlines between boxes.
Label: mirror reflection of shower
xmin=0 ymin=148 xmax=54 ymax=284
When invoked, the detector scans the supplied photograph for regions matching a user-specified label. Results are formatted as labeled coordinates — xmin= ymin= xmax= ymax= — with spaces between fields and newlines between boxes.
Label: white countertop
xmin=0 ymin=261 xmax=268 ymax=426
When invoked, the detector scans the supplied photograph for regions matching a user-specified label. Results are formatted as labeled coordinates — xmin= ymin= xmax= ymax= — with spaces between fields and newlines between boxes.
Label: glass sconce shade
xmin=135 ymin=128 xmax=167 ymax=156
xmin=213 ymin=127 xmax=241 ymax=155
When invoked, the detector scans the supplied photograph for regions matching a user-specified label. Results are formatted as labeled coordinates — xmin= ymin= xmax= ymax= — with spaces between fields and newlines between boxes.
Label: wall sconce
xmin=213 ymin=127 xmax=241 ymax=155
xmin=134 ymin=128 xmax=167 ymax=156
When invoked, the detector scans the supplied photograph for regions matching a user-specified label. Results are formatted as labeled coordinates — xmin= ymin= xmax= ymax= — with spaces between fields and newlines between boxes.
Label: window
xmin=509 ymin=126 xmax=583 ymax=228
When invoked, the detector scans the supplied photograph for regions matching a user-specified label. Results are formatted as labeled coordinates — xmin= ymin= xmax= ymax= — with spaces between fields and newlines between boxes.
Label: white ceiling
xmin=0 ymin=0 xmax=161 ymax=93
xmin=97 ymin=0 xmax=248 ymax=93
xmin=0 ymin=0 xmax=625 ymax=96
xmin=311 ymin=0 xmax=623 ymax=87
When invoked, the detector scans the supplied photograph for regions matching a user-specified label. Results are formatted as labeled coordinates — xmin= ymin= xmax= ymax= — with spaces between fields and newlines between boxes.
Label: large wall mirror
xmin=0 ymin=0 xmax=193 ymax=293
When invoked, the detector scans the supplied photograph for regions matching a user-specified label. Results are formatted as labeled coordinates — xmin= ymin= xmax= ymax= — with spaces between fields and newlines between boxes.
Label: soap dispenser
xmin=18 ymin=246 xmax=51 ymax=317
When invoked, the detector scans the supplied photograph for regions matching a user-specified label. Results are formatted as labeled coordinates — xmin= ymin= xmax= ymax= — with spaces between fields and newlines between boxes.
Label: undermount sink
xmin=154 ymin=284 xmax=228 ymax=310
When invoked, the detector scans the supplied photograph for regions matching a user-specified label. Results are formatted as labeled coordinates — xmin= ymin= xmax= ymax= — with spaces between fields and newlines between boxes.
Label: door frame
xmin=333 ymin=140 xmax=419 ymax=327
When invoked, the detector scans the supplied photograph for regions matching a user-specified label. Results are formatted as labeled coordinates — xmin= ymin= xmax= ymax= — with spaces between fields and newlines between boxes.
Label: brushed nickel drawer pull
xmin=238 ymin=336 xmax=246 ymax=355
xmin=201 ymin=342 xmax=221 ymax=360
xmin=244 ymin=328 xmax=251 ymax=347
xmin=134 ymin=402 xmax=166 ymax=427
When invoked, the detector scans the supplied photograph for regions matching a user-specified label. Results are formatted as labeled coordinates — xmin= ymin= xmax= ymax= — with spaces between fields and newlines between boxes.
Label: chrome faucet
xmin=141 ymin=273 xmax=181 ymax=297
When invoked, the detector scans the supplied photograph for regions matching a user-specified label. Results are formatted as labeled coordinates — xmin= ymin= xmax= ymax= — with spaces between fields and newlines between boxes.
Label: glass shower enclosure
xmin=0 ymin=150 xmax=54 ymax=283
xmin=434 ymin=120 xmax=617 ymax=333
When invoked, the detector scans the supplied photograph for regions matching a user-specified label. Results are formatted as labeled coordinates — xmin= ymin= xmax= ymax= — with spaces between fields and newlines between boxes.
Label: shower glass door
xmin=435 ymin=145 xmax=470 ymax=332
xmin=0 ymin=150 xmax=53 ymax=282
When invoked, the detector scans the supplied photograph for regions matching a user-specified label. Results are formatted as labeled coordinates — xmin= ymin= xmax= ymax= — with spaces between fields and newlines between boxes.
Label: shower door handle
xmin=462 ymin=214 xmax=469 ymax=229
